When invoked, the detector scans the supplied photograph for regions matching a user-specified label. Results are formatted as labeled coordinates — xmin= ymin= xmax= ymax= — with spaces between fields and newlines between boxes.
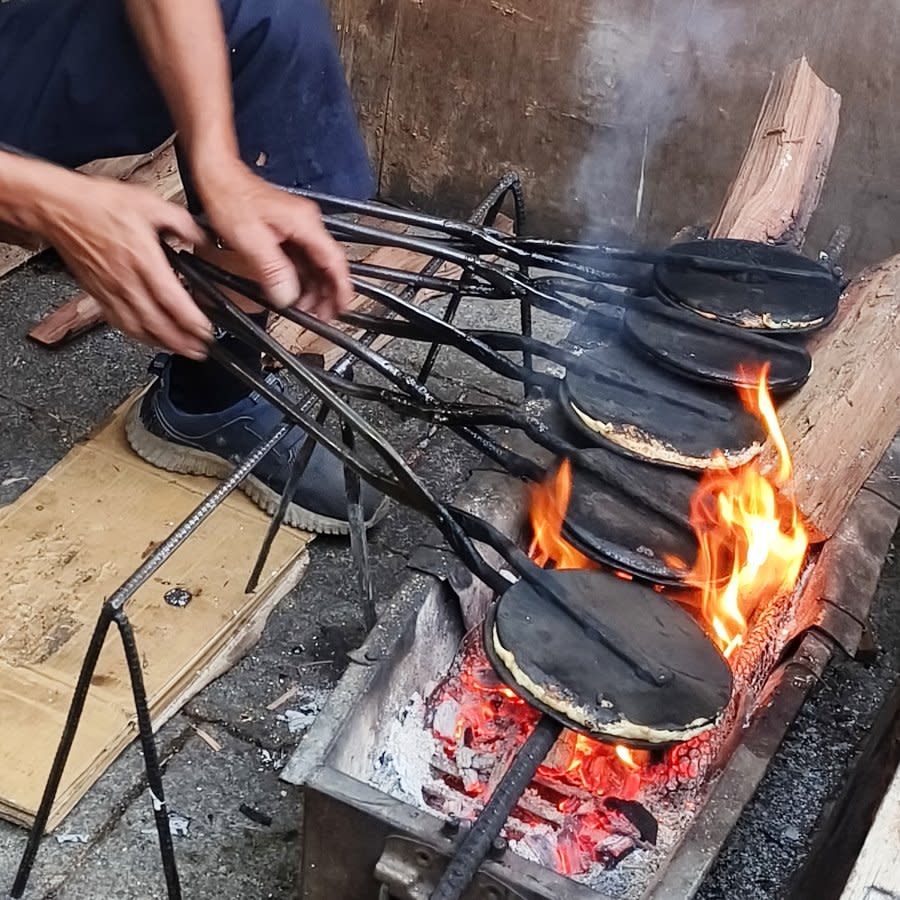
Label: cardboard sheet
xmin=0 ymin=396 xmax=309 ymax=829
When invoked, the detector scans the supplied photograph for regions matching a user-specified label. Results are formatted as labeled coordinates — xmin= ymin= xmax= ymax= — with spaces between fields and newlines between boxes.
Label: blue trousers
xmin=0 ymin=0 xmax=375 ymax=205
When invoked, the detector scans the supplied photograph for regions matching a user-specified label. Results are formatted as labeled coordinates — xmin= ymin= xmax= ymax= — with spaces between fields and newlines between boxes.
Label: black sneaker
xmin=125 ymin=356 xmax=387 ymax=535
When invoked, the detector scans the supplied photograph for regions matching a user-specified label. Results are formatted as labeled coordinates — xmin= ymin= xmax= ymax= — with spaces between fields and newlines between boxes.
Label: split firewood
xmin=710 ymin=55 xmax=841 ymax=248
xmin=763 ymin=262 xmax=900 ymax=541
xmin=27 ymin=290 xmax=103 ymax=348
xmin=701 ymin=56 xmax=898 ymax=542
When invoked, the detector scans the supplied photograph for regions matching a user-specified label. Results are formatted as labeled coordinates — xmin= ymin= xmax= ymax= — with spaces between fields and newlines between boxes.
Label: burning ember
xmin=424 ymin=365 xmax=809 ymax=877
xmin=427 ymin=634 xmax=658 ymax=875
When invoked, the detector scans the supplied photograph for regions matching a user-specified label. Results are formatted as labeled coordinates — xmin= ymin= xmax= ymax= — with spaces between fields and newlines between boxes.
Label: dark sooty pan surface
xmin=561 ymin=336 xmax=766 ymax=470
xmin=622 ymin=302 xmax=812 ymax=395
xmin=654 ymin=239 xmax=840 ymax=333
xmin=485 ymin=570 xmax=732 ymax=747
xmin=562 ymin=453 xmax=699 ymax=585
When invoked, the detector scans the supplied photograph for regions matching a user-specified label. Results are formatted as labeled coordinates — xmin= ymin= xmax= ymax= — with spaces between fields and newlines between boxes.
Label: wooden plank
xmin=327 ymin=0 xmax=401 ymax=180
xmin=344 ymin=0 xmax=900 ymax=268
xmin=0 ymin=394 xmax=309 ymax=829
xmin=765 ymin=260 xmax=900 ymax=541
xmin=27 ymin=290 xmax=103 ymax=347
xmin=710 ymin=56 xmax=841 ymax=247
xmin=0 ymin=141 xmax=177 ymax=279
xmin=841 ymin=758 xmax=900 ymax=900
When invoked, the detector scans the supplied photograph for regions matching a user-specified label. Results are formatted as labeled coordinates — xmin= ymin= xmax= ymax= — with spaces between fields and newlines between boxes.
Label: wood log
xmin=766 ymin=261 xmax=900 ymax=541
xmin=27 ymin=290 xmax=103 ymax=347
xmin=710 ymin=56 xmax=841 ymax=248
xmin=700 ymin=57 xmax=899 ymax=542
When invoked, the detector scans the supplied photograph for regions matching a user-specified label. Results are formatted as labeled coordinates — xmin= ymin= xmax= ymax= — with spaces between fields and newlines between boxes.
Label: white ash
xmin=277 ymin=687 xmax=328 ymax=734
xmin=369 ymin=692 xmax=443 ymax=807
xmin=431 ymin=697 xmax=460 ymax=741
xmin=509 ymin=820 xmax=559 ymax=867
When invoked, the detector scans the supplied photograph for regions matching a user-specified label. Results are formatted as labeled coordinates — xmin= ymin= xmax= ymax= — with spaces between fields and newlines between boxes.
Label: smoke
xmin=572 ymin=0 xmax=748 ymax=238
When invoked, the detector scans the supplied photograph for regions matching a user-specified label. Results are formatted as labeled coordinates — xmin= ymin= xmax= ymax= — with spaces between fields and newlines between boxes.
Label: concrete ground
xmin=0 ymin=254 xmax=896 ymax=900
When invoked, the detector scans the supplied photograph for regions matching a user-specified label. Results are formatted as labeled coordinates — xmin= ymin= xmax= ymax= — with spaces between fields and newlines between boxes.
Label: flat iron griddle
xmin=622 ymin=302 xmax=812 ymax=394
xmin=654 ymin=239 xmax=840 ymax=333
xmin=561 ymin=336 xmax=766 ymax=470
xmin=561 ymin=453 xmax=699 ymax=585
xmin=484 ymin=570 xmax=732 ymax=749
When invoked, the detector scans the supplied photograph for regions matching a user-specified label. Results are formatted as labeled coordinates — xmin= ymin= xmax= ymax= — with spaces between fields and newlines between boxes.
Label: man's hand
xmin=0 ymin=153 xmax=212 ymax=358
xmin=195 ymin=162 xmax=352 ymax=320
xmin=123 ymin=0 xmax=354 ymax=322
xmin=40 ymin=172 xmax=212 ymax=359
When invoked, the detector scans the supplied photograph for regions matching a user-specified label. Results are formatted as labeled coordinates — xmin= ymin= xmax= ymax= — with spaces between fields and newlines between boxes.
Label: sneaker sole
xmin=124 ymin=399 xmax=388 ymax=536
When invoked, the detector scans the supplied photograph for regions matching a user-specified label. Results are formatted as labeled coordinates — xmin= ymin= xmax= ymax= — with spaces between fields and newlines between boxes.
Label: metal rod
xmin=349 ymin=261 xmax=497 ymax=298
xmin=245 ymin=404 xmax=330 ymax=594
xmin=178 ymin=262 xmax=674 ymax=687
xmin=11 ymin=172 xmax=526 ymax=900
xmin=115 ymin=610 xmax=182 ymax=900
xmin=417 ymin=288 xmax=464 ymax=383
xmin=341 ymin=412 xmax=376 ymax=631
xmin=183 ymin=257 xmax=545 ymax=484
xmin=10 ymin=608 xmax=115 ymax=898
xmin=299 ymin=187 xmax=833 ymax=283
xmin=430 ymin=717 xmax=563 ymax=900
xmin=417 ymin=177 xmax=525 ymax=383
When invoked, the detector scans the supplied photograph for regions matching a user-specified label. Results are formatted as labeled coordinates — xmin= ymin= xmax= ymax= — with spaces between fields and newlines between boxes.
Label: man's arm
xmin=124 ymin=0 xmax=352 ymax=317
xmin=0 ymin=149 xmax=210 ymax=357
xmin=121 ymin=1 xmax=239 ymax=178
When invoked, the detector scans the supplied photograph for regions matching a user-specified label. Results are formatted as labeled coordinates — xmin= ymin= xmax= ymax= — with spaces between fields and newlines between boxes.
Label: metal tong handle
xmin=185 ymin=255 xmax=690 ymax=532
xmin=295 ymin=188 xmax=834 ymax=283
xmin=171 ymin=249 xmax=509 ymax=593
xmin=323 ymin=215 xmax=600 ymax=319
xmin=172 ymin=249 xmax=672 ymax=687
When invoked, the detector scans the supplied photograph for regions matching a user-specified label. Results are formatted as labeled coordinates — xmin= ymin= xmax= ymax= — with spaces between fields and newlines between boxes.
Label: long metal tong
xmin=294 ymin=188 xmax=837 ymax=283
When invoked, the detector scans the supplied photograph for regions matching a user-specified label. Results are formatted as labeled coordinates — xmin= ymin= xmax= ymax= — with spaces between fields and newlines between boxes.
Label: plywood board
xmin=841 ymin=760 xmax=900 ymax=900
xmin=0 ymin=395 xmax=309 ymax=829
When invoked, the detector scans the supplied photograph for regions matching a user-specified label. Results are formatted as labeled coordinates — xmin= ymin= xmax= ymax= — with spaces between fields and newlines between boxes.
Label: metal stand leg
xmin=9 ymin=609 xmax=115 ymax=899
xmin=115 ymin=610 xmax=182 ymax=900
xmin=246 ymin=405 xmax=331 ymax=594
xmin=11 ymin=606 xmax=184 ymax=900
xmin=416 ymin=287 xmax=465 ymax=384
xmin=10 ymin=427 xmax=286 ymax=899
xmin=340 ymin=413 xmax=376 ymax=632
xmin=417 ymin=173 xmax=528 ymax=386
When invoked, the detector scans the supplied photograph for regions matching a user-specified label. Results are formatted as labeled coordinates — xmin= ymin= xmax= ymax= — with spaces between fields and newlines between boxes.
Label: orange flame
xmin=526 ymin=365 xmax=808 ymax=666
xmin=615 ymin=745 xmax=640 ymax=770
xmin=687 ymin=365 xmax=808 ymax=658
xmin=528 ymin=458 xmax=597 ymax=570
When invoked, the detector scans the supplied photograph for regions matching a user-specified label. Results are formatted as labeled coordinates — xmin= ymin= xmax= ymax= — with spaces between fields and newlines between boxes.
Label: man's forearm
xmin=0 ymin=151 xmax=80 ymax=247
xmin=124 ymin=0 xmax=241 ymax=176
